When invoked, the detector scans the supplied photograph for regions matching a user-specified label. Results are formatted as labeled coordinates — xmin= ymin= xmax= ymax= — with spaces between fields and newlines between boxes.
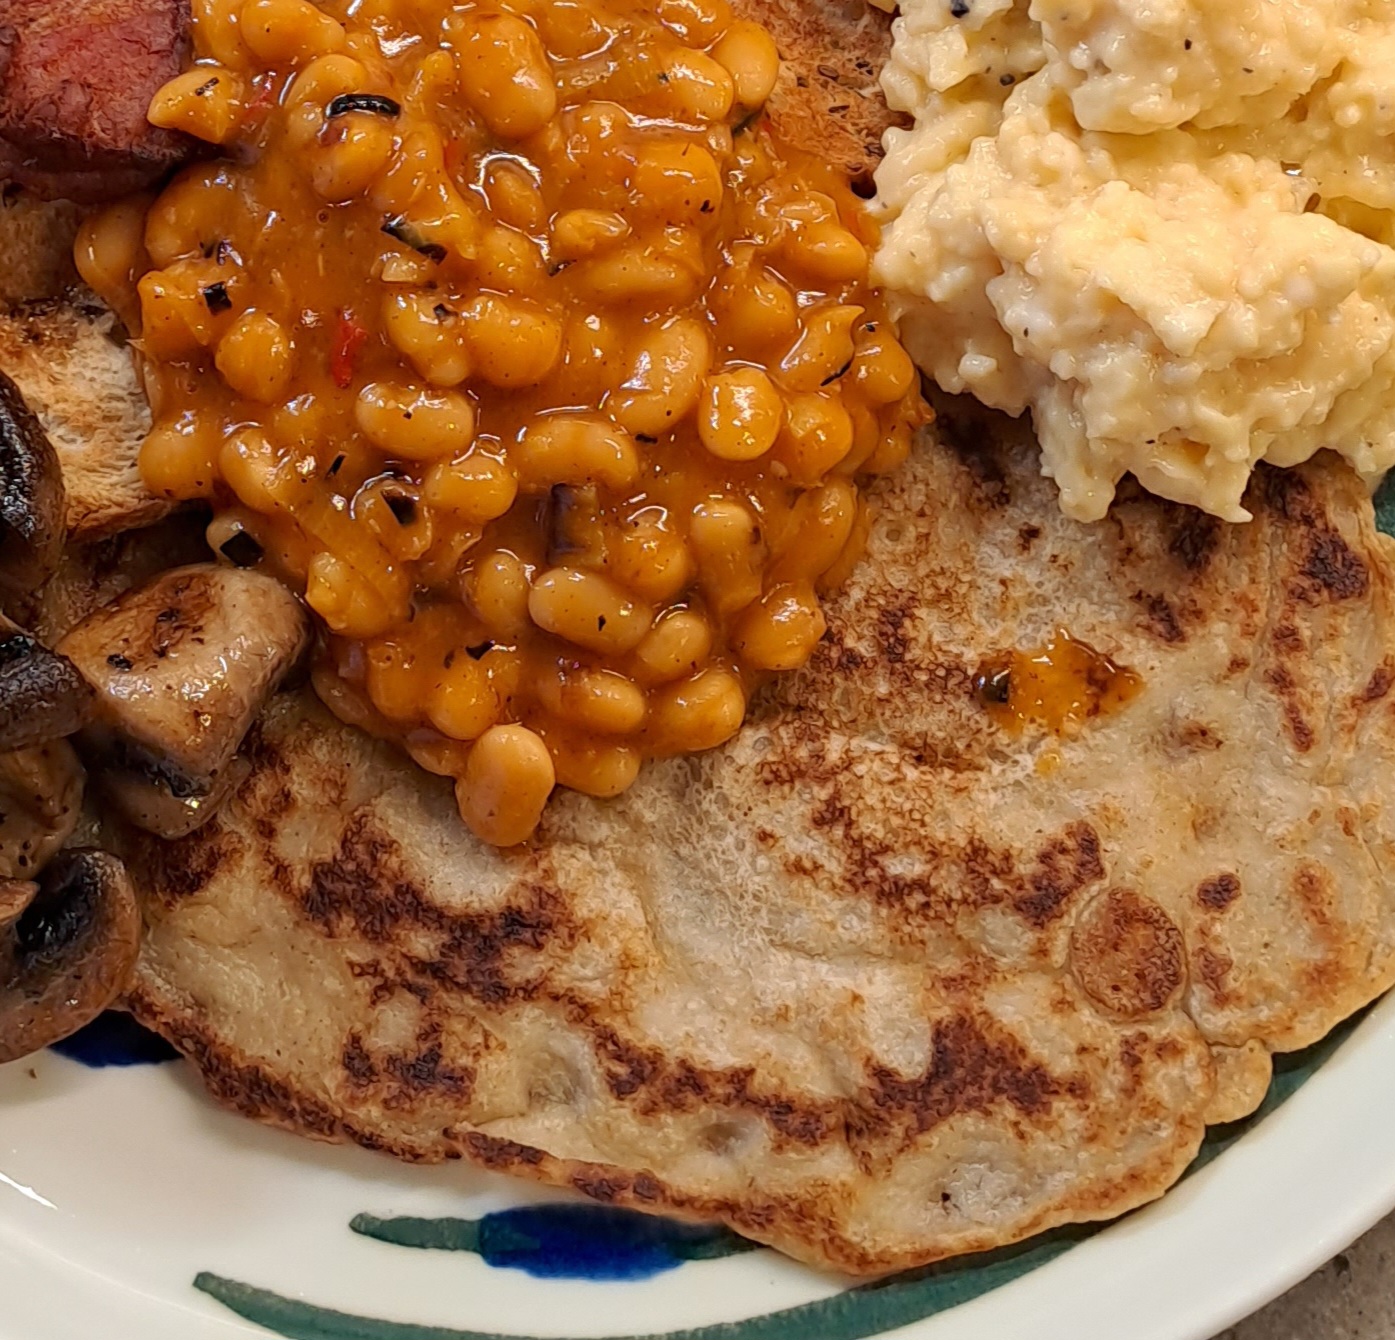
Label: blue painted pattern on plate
xmin=50 ymin=1011 xmax=181 ymax=1067
xmin=351 ymin=1206 xmax=756 ymax=1280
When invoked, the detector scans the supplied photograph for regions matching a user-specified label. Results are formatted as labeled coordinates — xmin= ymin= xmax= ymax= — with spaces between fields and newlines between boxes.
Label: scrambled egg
xmin=873 ymin=0 xmax=1395 ymax=521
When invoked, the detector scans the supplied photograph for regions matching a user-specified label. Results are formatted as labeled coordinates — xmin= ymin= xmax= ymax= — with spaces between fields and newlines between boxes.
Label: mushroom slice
xmin=96 ymin=756 xmax=252 ymax=842
xmin=0 ymin=849 xmax=139 ymax=1064
xmin=57 ymin=565 xmax=311 ymax=838
xmin=0 ymin=370 xmax=65 ymax=603
xmin=0 ymin=740 xmax=84 ymax=881
xmin=0 ymin=613 xmax=94 ymax=753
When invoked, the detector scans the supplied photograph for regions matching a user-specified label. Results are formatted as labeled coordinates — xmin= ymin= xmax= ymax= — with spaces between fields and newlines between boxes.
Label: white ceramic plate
xmin=0 ymin=989 xmax=1390 ymax=1340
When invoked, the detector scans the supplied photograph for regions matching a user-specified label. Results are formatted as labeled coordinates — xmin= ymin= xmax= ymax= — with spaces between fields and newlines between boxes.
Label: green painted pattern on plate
xmin=1375 ymin=472 xmax=1395 ymax=537
xmin=196 ymin=1230 xmax=1088 ymax=1340
xmin=351 ymin=1216 xmax=483 ymax=1255
xmin=194 ymin=1010 xmax=1363 ymax=1340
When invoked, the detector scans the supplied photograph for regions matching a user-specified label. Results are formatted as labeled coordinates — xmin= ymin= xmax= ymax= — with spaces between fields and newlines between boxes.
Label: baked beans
xmin=78 ymin=0 xmax=929 ymax=844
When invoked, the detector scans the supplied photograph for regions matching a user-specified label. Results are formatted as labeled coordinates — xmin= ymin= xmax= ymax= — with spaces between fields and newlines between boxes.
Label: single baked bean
xmin=647 ymin=667 xmax=745 ymax=755
xmin=355 ymin=382 xmax=476 ymax=461
xmin=712 ymin=20 xmax=779 ymax=108
xmin=457 ymin=724 xmax=555 ymax=846
xmin=455 ymin=12 xmax=558 ymax=139
xmin=732 ymin=581 xmax=826 ymax=671
xmin=529 ymin=567 xmax=654 ymax=655
xmin=514 ymin=417 xmax=641 ymax=492
xmin=698 ymin=367 xmax=783 ymax=461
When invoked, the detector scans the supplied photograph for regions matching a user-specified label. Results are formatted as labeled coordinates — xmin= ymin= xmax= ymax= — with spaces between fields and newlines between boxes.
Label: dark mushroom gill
xmin=0 ymin=614 xmax=94 ymax=753
xmin=0 ymin=369 xmax=65 ymax=607
xmin=0 ymin=849 xmax=139 ymax=1064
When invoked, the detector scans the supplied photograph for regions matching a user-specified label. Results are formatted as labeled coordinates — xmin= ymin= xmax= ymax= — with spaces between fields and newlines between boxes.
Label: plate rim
xmin=1 ymin=990 xmax=1392 ymax=1340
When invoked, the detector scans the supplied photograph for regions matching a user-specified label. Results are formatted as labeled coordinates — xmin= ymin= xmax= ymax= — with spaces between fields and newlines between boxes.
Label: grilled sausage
xmin=0 ymin=0 xmax=193 ymax=202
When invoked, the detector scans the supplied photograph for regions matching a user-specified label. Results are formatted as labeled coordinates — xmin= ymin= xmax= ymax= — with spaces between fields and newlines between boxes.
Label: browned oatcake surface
xmin=119 ymin=408 xmax=1395 ymax=1273
xmin=7 ymin=0 xmax=1395 ymax=1280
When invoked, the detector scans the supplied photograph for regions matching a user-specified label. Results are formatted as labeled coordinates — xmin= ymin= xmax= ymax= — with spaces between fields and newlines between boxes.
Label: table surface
xmin=1216 ymin=1212 xmax=1395 ymax=1340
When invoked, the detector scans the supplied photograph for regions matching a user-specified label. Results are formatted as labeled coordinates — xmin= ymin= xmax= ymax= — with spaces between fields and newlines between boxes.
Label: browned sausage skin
xmin=0 ymin=0 xmax=193 ymax=202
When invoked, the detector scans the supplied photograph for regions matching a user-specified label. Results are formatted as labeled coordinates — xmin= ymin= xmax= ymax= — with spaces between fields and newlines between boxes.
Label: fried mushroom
xmin=0 ymin=740 xmax=84 ymax=882
xmin=0 ymin=613 xmax=94 ymax=752
xmin=57 ymin=564 xmax=311 ymax=838
xmin=0 ymin=369 xmax=65 ymax=606
xmin=0 ymin=849 xmax=139 ymax=1063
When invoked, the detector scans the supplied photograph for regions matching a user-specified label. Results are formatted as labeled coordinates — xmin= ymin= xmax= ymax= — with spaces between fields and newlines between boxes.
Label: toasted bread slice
xmin=0 ymin=299 xmax=164 ymax=540
xmin=0 ymin=189 xmax=164 ymax=543
xmin=0 ymin=191 xmax=83 ymax=307
xmin=742 ymin=0 xmax=904 ymax=189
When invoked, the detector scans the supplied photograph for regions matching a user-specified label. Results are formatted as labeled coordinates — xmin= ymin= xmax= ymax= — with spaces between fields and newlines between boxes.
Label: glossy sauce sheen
xmin=78 ymin=0 xmax=928 ymax=844
xmin=975 ymin=631 xmax=1142 ymax=735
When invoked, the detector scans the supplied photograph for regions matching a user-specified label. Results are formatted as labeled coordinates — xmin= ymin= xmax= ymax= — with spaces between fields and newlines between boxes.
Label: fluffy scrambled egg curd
xmin=873 ymin=0 xmax=1395 ymax=521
